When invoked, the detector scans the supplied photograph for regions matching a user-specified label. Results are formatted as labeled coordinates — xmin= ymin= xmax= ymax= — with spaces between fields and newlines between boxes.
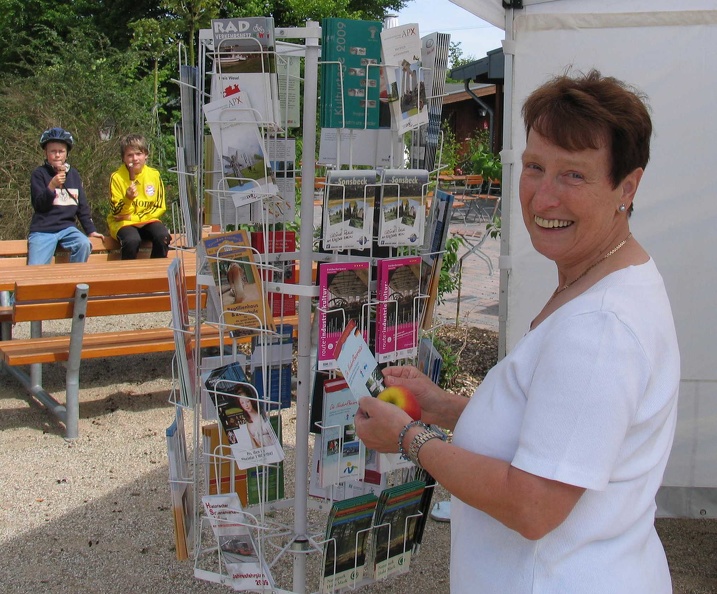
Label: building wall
xmin=441 ymin=84 xmax=503 ymax=157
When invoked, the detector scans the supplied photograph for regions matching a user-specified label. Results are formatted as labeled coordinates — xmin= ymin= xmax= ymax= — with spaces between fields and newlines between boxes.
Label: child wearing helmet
xmin=106 ymin=134 xmax=171 ymax=259
xmin=28 ymin=127 xmax=103 ymax=265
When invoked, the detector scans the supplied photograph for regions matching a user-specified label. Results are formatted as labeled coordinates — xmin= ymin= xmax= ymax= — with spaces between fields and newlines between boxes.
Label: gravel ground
xmin=1 ymin=318 xmax=715 ymax=593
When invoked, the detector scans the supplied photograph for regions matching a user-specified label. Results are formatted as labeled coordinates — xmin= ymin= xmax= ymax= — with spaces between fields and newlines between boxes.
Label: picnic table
xmin=0 ymin=252 xmax=230 ymax=438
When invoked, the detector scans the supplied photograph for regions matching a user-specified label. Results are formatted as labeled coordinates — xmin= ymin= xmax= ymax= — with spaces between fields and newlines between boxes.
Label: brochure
xmin=417 ymin=337 xmax=443 ymax=385
xmin=201 ymin=492 xmax=275 ymax=591
xmin=317 ymin=261 xmax=370 ymax=370
xmin=375 ymin=256 xmax=422 ymax=363
xmin=168 ymin=258 xmax=196 ymax=408
xmin=318 ymin=127 xmax=403 ymax=169
xmin=246 ymin=443 xmax=285 ymax=505
xmin=419 ymin=188 xmax=455 ymax=330
xmin=377 ymin=168 xmax=429 ymax=247
xmin=321 ymin=493 xmax=378 ymax=592
xmin=166 ymin=408 xmax=194 ymax=560
xmin=250 ymin=229 xmax=297 ymax=317
xmin=334 ymin=319 xmax=385 ymax=400
xmin=206 ymin=361 xmax=285 ymax=470
xmin=250 ymin=324 xmax=294 ymax=410
xmin=201 ymin=422 xmax=249 ymax=504
xmin=202 ymin=92 xmax=279 ymax=209
xmin=198 ymin=230 xmax=275 ymax=334
xmin=380 ymin=23 xmax=429 ymax=136
xmin=372 ymin=480 xmax=425 ymax=580
xmin=276 ymin=41 xmax=301 ymax=128
xmin=210 ymin=16 xmax=280 ymax=126
xmin=410 ymin=32 xmax=451 ymax=172
xmin=320 ymin=18 xmax=383 ymax=129
xmin=250 ymin=137 xmax=296 ymax=224
xmin=322 ymin=169 xmax=378 ymax=251
xmin=309 ymin=439 xmax=388 ymax=501
xmin=319 ymin=378 xmax=364 ymax=488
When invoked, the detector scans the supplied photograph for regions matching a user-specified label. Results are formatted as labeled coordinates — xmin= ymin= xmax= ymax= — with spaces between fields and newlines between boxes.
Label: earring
xmin=618 ymin=204 xmax=627 ymax=212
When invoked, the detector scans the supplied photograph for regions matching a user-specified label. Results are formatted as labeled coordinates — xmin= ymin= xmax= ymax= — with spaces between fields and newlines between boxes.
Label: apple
xmin=377 ymin=386 xmax=422 ymax=421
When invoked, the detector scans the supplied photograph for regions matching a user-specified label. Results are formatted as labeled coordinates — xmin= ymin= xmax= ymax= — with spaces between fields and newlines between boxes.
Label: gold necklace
xmin=549 ymin=233 xmax=632 ymax=303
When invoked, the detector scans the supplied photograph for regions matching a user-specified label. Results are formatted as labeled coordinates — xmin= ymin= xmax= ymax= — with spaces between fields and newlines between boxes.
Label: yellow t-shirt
xmin=107 ymin=164 xmax=166 ymax=239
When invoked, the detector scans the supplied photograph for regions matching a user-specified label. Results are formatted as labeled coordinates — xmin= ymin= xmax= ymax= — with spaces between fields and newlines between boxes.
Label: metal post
xmin=29 ymin=320 xmax=42 ymax=389
xmin=294 ymin=20 xmax=321 ymax=593
xmin=1 ymin=290 xmax=11 ymax=341
xmin=497 ymin=9 xmax=516 ymax=361
xmin=64 ymin=283 xmax=89 ymax=440
xmin=455 ymin=260 xmax=464 ymax=327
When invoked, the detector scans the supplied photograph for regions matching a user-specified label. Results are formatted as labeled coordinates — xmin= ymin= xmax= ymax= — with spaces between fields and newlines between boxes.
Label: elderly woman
xmin=355 ymin=70 xmax=680 ymax=593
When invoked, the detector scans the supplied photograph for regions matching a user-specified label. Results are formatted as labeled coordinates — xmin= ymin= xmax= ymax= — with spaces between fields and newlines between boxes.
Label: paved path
xmin=434 ymin=222 xmax=500 ymax=332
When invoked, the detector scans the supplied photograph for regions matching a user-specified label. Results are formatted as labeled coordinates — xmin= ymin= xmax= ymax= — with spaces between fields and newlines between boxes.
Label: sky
xmin=395 ymin=0 xmax=504 ymax=61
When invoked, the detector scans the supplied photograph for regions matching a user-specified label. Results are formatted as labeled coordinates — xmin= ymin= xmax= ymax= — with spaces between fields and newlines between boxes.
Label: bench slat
xmin=0 ymin=325 xmax=228 ymax=365
xmin=0 ymin=237 xmax=122 ymax=258
xmin=11 ymin=292 xmax=206 ymax=323
xmin=0 ymin=252 xmax=126 ymax=269
xmin=0 ymin=240 xmax=32 ymax=258
xmin=0 ymin=235 xmax=185 ymax=258
xmin=0 ymin=246 xmax=190 ymax=292
xmin=12 ymin=256 xmax=197 ymax=299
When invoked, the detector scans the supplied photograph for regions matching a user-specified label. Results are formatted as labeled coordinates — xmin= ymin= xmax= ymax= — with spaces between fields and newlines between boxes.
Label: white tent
xmin=450 ymin=0 xmax=717 ymax=518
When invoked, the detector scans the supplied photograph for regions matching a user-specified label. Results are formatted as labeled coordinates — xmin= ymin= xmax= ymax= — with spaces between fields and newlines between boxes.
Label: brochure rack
xmin=167 ymin=19 xmax=452 ymax=594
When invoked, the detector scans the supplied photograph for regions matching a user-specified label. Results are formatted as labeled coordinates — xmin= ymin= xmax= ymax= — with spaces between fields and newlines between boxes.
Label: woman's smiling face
xmin=519 ymin=130 xmax=637 ymax=271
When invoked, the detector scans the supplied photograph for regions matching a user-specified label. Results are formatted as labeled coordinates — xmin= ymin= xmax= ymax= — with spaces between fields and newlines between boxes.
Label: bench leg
xmin=30 ymin=320 xmax=43 ymax=390
xmin=64 ymin=284 xmax=89 ymax=440
xmin=1 ymin=290 xmax=11 ymax=341
xmin=1 ymin=363 xmax=69 ymax=428
xmin=2 ymin=284 xmax=89 ymax=440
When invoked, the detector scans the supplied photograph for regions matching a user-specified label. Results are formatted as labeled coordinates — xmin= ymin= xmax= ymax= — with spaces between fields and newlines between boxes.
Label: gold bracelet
xmin=406 ymin=428 xmax=447 ymax=469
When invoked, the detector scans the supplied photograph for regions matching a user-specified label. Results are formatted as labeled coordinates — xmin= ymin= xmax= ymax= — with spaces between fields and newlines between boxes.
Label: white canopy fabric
xmin=450 ymin=0 xmax=717 ymax=517
xmin=452 ymin=0 xmax=717 ymax=28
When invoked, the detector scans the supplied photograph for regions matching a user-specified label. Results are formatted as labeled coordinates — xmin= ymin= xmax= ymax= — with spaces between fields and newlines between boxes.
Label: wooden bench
xmin=0 ymin=235 xmax=183 ymax=326
xmin=0 ymin=253 xmax=235 ymax=439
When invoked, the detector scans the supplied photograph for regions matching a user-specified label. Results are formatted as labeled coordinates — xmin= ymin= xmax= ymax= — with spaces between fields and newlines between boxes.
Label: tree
xmin=0 ymin=0 xmax=162 ymax=73
xmin=0 ymin=0 xmax=412 ymax=239
xmin=216 ymin=0 xmax=406 ymax=27
xmin=129 ymin=18 xmax=177 ymax=149
xmin=0 ymin=27 xmax=156 ymax=240
xmin=447 ymin=41 xmax=477 ymax=81
xmin=163 ymin=0 xmax=220 ymax=67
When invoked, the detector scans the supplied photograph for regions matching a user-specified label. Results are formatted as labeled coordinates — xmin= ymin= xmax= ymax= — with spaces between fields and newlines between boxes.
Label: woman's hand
xmin=354 ymin=365 xmax=468 ymax=454
xmin=382 ymin=365 xmax=463 ymax=428
xmin=354 ymin=396 xmax=412 ymax=454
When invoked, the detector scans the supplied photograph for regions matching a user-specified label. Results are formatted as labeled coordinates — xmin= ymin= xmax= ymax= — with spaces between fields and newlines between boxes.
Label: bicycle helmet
xmin=40 ymin=127 xmax=74 ymax=151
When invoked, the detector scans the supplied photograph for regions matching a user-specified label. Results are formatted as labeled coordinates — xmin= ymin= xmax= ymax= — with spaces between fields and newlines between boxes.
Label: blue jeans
xmin=27 ymin=227 xmax=92 ymax=265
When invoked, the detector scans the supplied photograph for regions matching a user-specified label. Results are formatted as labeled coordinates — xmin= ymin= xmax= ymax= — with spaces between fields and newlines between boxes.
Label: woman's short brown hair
xmin=522 ymin=69 xmax=652 ymax=189
xmin=119 ymin=133 xmax=149 ymax=159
